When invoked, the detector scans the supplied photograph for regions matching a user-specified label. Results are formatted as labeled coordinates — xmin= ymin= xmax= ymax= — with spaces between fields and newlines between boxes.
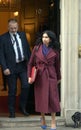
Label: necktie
xmin=13 ymin=34 xmax=22 ymax=61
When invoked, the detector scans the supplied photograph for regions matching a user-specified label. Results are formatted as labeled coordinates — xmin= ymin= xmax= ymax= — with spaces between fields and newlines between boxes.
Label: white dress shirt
xmin=10 ymin=33 xmax=24 ymax=63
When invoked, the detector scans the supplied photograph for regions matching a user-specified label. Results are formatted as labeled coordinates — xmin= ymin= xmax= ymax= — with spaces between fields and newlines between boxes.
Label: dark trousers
xmin=7 ymin=62 xmax=29 ymax=113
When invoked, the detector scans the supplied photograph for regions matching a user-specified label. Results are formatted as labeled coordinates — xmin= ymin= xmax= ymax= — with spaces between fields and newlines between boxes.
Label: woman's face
xmin=42 ymin=33 xmax=51 ymax=46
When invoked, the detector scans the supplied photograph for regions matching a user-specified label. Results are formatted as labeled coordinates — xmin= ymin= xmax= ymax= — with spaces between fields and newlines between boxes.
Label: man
xmin=0 ymin=18 xmax=31 ymax=118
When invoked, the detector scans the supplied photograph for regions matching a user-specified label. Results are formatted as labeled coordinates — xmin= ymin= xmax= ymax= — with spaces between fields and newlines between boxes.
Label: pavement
xmin=0 ymin=115 xmax=80 ymax=130
xmin=0 ymin=126 xmax=80 ymax=130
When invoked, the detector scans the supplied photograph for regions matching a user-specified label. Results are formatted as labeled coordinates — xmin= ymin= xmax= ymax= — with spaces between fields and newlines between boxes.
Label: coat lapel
xmin=7 ymin=32 xmax=14 ymax=48
xmin=35 ymin=45 xmax=46 ymax=63
xmin=46 ymin=48 xmax=56 ymax=59
xmin=35 ymin=45 xmax=56 ymax=63
xmin=18 ymin=32 xmax=24 ymax=49
xmin=6 ymin=32 xmax=16 ymax=55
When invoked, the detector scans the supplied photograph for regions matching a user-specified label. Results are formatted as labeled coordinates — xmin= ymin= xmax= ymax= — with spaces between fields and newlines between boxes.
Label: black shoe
xmin=19 ymin=107 xmax=29 ymax=116
xmin=9 ymin=113 xmax=15 ymax=118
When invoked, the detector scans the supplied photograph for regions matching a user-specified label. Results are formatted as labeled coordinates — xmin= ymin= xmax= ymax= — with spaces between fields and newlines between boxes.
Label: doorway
xmin=21 ymin=0 xmax=60 ymax=48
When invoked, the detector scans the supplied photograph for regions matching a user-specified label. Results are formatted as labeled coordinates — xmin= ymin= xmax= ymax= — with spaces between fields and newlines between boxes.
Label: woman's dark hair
xmin=35 ymin=30 xmax=60 ymax=51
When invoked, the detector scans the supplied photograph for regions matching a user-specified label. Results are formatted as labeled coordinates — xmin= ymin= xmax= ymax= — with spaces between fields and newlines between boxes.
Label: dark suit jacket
xmin=0 ymin=31 xmax=31 ymax=73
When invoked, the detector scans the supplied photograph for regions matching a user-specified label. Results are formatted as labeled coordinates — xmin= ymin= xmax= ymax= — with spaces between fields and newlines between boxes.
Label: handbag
xmin=30 ymin=66 xmax=37 ymax=83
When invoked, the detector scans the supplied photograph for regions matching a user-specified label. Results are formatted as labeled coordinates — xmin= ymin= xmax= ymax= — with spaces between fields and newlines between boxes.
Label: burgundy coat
xmin=28 ymin=45 xmax=61 ymax=113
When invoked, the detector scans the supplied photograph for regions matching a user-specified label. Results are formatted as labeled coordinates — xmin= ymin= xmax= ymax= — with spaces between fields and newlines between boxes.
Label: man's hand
xmin=3 ymin=69 xmax=11 ymax=75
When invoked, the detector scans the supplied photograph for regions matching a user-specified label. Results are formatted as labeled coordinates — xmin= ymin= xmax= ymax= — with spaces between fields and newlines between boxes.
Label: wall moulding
xmin=0 ymin=0 xmax=21 ymax=11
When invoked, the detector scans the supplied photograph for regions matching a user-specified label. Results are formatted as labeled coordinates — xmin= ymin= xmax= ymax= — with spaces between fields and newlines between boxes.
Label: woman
xmin=28 ymin=30 xmax=61 ymax=130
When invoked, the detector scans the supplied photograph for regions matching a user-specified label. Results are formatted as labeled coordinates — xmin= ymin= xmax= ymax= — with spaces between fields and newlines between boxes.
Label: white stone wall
xmin=60 ymin=0 xmax=81 ymax=125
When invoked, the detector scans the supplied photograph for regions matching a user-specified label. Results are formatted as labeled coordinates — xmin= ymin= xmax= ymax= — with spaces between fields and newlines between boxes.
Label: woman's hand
xmin=28 ymin=77 xmax=33 ymax=84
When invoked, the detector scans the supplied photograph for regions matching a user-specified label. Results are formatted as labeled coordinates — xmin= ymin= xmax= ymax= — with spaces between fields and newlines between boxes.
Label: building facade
xmin=0 ymin=0 xmax=81 ymax=125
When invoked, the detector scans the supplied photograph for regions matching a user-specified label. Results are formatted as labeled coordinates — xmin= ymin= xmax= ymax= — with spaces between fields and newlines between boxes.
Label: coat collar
xmin=35 ymin=45 xmax=56 ymax=63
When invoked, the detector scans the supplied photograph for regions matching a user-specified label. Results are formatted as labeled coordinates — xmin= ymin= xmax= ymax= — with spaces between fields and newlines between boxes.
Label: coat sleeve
xmin=27 ymin=46 xmax=37 ymax=77
xmin=0 ymin=36 xmax=7 ymax=71
xmin=54 ymin=51 xmax=61 ymax=80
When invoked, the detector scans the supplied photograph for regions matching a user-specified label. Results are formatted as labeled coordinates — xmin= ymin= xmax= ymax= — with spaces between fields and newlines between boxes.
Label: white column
xmin=78 ymin=0 xmax=81 ymax=108
xmin=60 ymin=0 xmax=80 ymax=125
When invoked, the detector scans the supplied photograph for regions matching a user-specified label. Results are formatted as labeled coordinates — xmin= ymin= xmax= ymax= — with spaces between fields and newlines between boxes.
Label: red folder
xmin=31 ymin=66 xmax=37 ymax=83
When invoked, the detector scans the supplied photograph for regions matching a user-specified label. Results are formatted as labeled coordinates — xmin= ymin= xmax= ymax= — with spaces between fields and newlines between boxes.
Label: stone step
xmin=0 ymin=116 xmax=65 ymax=128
